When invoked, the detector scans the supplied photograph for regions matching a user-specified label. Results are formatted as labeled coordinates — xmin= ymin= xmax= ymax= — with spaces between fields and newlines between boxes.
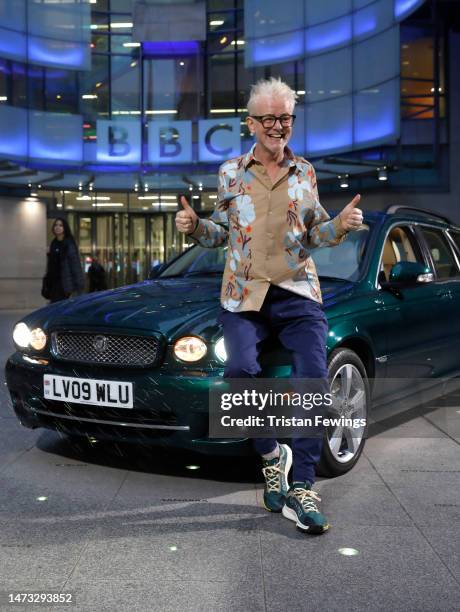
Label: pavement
xmin=0 ymin=310 xmax=459 ymax=612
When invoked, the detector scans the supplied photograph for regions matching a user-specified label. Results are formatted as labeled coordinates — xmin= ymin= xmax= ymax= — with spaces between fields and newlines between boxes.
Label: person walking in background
xmin=42 ymin=217 xmax=85 ymax=303
xmin=87 ymin=254 xmax=108 ymax=292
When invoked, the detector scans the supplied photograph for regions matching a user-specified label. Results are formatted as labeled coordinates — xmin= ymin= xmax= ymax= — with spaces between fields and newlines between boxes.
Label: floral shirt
xmin=189 ymin=143 xmax=348 ymax=313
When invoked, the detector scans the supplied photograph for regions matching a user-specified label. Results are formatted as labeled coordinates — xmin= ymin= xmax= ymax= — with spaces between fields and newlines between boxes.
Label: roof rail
xmin=385 ymin=205 xmax=451 ymax=225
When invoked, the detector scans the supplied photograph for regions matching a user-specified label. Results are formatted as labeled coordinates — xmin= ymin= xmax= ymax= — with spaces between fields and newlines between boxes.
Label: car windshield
xmin=159 ymin=223 xmax=371 ymax=281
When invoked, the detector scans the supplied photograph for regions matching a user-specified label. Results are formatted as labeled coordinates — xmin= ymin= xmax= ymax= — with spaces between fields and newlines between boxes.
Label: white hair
xmin=247 ymin=77 xmax=298 ymax=115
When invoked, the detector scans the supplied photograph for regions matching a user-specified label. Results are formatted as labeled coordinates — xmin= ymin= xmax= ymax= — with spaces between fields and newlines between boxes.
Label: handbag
xmin=41 ymin=275 xmax=51 ymax=300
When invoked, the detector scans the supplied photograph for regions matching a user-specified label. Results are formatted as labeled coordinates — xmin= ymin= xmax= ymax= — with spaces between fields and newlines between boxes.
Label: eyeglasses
xmin=250 ymin=114 xmax=296 ymax=129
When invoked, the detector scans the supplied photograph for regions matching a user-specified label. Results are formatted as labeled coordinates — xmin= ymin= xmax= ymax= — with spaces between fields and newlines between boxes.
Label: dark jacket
xmin=47 ymin=238 xmax=85 ymax=296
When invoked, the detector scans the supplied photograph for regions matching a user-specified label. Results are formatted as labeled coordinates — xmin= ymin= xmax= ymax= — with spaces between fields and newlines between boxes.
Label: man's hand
xmin=175 ymin=195 xmax=199 ymax=235
xmin=339 ymin=194 xmax=363 ymax=231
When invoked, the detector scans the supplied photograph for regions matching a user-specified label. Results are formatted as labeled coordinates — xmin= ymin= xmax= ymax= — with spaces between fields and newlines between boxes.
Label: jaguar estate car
xmin=5 ymin=206 xmax=460 ymax=476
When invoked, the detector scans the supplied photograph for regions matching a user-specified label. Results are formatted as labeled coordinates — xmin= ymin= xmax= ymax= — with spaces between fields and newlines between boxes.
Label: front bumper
xmin=4 ymin=352 xmax=253 ymax=456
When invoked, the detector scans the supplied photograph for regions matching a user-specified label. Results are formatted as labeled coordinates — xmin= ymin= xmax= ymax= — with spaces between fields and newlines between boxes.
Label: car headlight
xmin=173 ymin=336 xmax=207 ymax=362
xmin=30 ymin=328 xmax=47 ymax=350
xmin=13 ymin=323 xmax=47 ymax=350
xmin=13 ymin=323 xmax=31 ymax=348
xmin=214 ymin=337 xmax=227 ymax=363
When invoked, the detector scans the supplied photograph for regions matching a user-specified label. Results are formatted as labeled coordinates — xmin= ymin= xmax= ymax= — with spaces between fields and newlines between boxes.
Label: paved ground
xmin=0 ymin=310 xmax=459 ymax=612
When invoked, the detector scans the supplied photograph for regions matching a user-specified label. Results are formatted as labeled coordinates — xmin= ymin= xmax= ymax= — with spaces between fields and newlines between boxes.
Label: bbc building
xmin=0 ymin=0 xmax=459 ymax=308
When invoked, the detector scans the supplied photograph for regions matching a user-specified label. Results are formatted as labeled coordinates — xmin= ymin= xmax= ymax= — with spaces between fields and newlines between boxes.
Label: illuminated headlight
xmin=173 ymin=336 xmax=207 ymax=362
xmin=30 ymin=328 xmax=47 ymax=350
xmin=13 ymin=323 xmax=31 ymax=348
xmin=214 ymin=337 xmax=227 ymax=363
xmin=13 ymin=323 xmax=47 ymax=350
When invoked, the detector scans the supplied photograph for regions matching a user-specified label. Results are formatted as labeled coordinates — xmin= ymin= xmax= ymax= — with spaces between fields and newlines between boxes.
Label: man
xmin=175 ymin=77 xmax=363 ymax=534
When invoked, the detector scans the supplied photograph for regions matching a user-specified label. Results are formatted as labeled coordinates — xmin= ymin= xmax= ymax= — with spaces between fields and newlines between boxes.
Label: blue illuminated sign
xmin=148 ymin=121 xmax=192 ymax=164
xmin=198 ymin=118 xmax=241 ymax=162
xmin=0 ymin=105 xmax=28 ymax=158
xmin=97 ymin=121 xmax=141 ymax=164
xmin=29 ymin=111 xmax=82 ymax=162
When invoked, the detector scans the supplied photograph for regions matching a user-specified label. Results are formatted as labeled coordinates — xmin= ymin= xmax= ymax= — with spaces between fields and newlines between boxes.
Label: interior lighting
xmin=145 ymin=110 xmax=178 ymax=115
xmin=378 ymin=168 xmax=388 ymax=181
xmin=92 ymin=203 xmax=124 ymax=207
xmin=339 ymin=175 xmax=349 ymax=189
xmin=210 ymin=108 xmax=247 ymax=113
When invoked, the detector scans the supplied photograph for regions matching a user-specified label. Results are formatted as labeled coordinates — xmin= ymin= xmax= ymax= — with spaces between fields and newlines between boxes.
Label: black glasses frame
xmin=250 ymin=114 xmax=296 ymax=128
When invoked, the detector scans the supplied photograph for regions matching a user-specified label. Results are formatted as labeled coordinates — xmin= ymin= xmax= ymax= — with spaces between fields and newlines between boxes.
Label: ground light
xmin=185 ymin=465 xmax=200 ymax=471
xmin=36 ymin=496 xmax=48 ymax=502
xmin=169 ymin=546 xmax=178 ymax=552
xmin=338 ymin=547 xmax=359 ymax=556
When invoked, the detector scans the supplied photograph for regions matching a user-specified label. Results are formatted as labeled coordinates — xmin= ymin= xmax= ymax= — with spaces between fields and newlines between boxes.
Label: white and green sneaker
xmin=282 ymin=481 xmax=329 ymax=534
xmin=261 ymin=444 xmax=292 ymax=512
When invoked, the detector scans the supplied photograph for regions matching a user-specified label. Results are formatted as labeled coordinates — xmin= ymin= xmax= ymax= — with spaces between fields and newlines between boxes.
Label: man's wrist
xmin=187 ymin=217 xmax=200 ymax=235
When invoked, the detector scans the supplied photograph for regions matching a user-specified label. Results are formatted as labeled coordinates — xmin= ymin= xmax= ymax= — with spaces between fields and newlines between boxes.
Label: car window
xmin=419 ymin=227 xmax=459 ymax=279
xmin=310 ymin=224 xmax=371 ymax=281
xmin=159 ymin=223 xmax=372 ymax=281
xmin=379 ymin=226 xmax=423 ymax=282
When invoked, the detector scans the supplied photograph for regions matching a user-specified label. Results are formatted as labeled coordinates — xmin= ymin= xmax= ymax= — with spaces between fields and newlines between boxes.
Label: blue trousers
xmin=218 ymin=284 xmax=329 ymax=484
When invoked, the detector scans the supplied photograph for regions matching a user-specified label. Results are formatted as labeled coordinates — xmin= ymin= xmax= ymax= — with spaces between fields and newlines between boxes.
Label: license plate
xmin=43 ymin=374 xmax=134 ymax=409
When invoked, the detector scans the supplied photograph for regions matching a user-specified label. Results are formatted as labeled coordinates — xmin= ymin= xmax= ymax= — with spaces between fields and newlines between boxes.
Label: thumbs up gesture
xmin=175 ymin=195 xmax=199 ymax=235
xmin=338 ymin=194 xmax=363 ymax=231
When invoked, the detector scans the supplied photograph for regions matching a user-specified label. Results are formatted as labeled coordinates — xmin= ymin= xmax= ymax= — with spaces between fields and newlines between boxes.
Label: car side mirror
xmin=388 ymin=261 xmax=434 ymax=285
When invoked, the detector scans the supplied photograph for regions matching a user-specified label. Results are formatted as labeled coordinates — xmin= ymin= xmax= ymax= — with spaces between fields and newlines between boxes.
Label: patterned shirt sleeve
xmin=303 ymin=165 xmax=348 ymax=249
xmin=187 ymin=164 xmax=229 ymax=248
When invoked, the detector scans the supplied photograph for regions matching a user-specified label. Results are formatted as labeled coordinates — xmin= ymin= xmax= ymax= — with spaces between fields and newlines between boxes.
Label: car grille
xmin=51 ymin=331 xmax=161 ymax=367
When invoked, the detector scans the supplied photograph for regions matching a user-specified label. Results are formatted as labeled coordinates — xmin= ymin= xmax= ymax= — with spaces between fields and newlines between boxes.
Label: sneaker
xmin=282 ymin=481 xmax=329 ymax=534
xmin=261 ymin=443 xmax=292 ymax=512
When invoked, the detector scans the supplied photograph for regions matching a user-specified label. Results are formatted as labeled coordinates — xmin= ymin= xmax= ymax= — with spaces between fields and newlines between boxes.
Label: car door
xmin=377 ymin=223 xmax=453 ymax=386
xmin=416 ymin=224 xmax=460 ymax=375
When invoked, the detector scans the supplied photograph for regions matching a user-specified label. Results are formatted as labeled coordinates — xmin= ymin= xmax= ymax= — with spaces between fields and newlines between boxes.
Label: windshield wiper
xmin=183 ymin=270 xmax=223 ymax=277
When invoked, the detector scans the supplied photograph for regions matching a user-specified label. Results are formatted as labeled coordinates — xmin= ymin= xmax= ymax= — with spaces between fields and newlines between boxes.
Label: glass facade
xmin=0 ymin=0 xmax=452 ymax=289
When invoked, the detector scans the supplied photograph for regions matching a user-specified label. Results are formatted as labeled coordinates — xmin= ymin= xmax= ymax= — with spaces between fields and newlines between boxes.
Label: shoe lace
xmin=292 ymin=487 xmax=321 ymax=513
xmin=262 ymin=464 xmax=282 ymax=492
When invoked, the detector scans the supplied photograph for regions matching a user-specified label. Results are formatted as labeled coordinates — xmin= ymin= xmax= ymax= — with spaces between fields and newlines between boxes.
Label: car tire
xmin=317 ymin=348 xmax=370 ymax=478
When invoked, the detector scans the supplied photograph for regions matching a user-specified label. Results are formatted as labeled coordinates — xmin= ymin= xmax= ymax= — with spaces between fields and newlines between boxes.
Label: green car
xmin=5 ymin=206 xmax=460 ymax=476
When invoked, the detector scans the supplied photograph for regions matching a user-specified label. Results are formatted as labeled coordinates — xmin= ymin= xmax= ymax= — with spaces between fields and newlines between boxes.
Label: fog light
xmin=174 ymin=336 xmax=207 ymax=362
xmin=13 ymin=323 xmax=31 ymax=348
xmin=30 ymin=328 xmax=47 ymax=351
xmin=214 ymin=337 xmax=227 ymax=362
